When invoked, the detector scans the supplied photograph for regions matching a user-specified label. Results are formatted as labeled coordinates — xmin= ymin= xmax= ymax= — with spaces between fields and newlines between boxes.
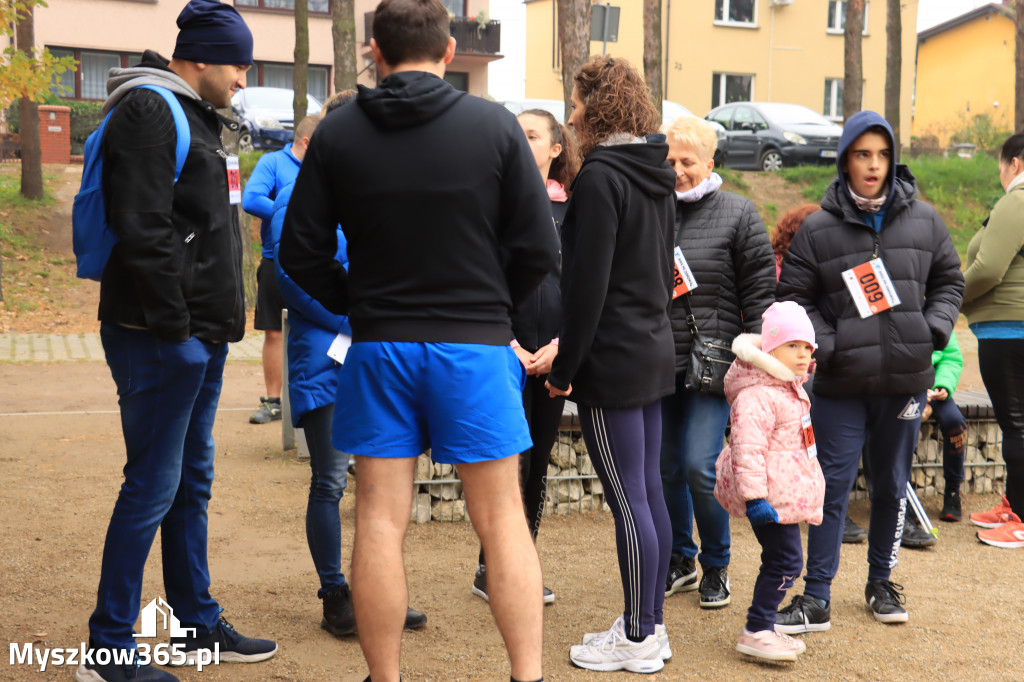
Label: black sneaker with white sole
xmin=665 ymin=552 xmax=698 ymax=597
xmin=900 ymin=517 xmax=937 ymax=548
xmin=170 ymin=613 xmax=277 ymax=665
xmin=74 ymin=643 xmax=179 ymax=682
xmin=774 ymin=594 xmax=831 ymax=634
xmin=865 ymin=580 xmax=908 ymax=624
xmin=472 ymin=564 xmax=554 ymax=604
xmin=698 ymin=565 xmax=730 ymax=609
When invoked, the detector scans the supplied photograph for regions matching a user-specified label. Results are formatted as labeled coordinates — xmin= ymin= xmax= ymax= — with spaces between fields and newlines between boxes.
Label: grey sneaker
xmin=249 ymin=397 xmax=281 ymax=424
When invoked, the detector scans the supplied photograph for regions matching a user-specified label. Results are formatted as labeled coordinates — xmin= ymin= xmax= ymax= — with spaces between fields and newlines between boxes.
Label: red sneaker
xmin=976 ymin=521 xmax=1024 ymax=549
xmin=969 ymin=496 xmax=1021 ymax=528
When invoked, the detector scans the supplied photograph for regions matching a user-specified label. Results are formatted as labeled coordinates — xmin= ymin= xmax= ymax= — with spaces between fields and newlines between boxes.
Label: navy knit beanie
xmin=173 ymin=0 xmax=254 ymax=66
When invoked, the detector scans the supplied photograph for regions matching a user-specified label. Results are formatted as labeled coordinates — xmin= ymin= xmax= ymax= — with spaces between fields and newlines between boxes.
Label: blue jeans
xmin=300 ymin=404 xmax=350 ymax=598
xmin=660 ymin=385 xmax=732 ymax=567
xmin=89 ymin=324 xmax=226 ymax=650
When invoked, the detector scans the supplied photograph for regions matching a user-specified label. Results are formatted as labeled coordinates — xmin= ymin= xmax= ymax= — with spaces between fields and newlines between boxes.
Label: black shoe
xmin=170 ymin=612 xmax=277 ymax=664
xmin=473 ymin=564 xmax=554 ymax=605
xmin=665 ymin=552 xmax=698 ymax=597
xmin=843 ymin=515 xmax=867 ymax=544
xmin=75 ymin=644 xmax=180 ymax=681
xmin=940 ymin=489 xmax=962 ymax=522
xmin=322 ymin=584 xmax=357 ymax=636
xmin=865 ymin=580 xmax=908 ymax=623
xmin=774 ymin=594 xmax=831 ymax=634
xmin=698 ymin=565 xmax=730 ymax=609
xmin=901 ymin=517 xmax=937 ymax=548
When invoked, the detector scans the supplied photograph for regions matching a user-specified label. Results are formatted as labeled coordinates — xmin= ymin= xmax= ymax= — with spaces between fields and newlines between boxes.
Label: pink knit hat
xmin=761 ymin=301 xmax=817 ymax=354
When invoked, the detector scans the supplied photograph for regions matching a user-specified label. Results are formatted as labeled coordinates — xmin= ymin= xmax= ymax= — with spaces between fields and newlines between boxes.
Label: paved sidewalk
xmin=0 ymin=331 xmax=264 ymax=363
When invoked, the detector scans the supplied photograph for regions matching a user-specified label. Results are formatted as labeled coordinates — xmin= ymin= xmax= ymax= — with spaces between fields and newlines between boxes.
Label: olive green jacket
xmin=962 ymin=184 xmax=1024 ymax=323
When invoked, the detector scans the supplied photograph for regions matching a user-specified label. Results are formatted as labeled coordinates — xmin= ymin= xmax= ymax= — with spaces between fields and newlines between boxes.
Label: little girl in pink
xmin=714 ymin=301 xmax=825 ymax=662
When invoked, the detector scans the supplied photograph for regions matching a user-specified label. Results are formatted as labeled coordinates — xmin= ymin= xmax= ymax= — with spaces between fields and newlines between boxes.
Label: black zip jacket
xmin=98 ymin=52 xmax=244 ymax=343
xmin=279 ymin=71 xmax=558 ymax=345
xmin=669 ymin=189 xmax=775 ymax=375
xmin=510 ymin=199 xmax=566 ymax=351
xmin=547 ymin=139 xmax=677 ymax=408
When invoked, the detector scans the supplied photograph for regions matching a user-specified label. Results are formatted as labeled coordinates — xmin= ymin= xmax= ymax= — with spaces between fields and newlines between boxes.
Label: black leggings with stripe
xmin=580 ymin=401 xmax=672 ymax=641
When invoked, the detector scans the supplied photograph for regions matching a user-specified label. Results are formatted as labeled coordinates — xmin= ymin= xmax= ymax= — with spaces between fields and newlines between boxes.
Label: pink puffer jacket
xmin=714 ymin=334 xmax=825 ymax=525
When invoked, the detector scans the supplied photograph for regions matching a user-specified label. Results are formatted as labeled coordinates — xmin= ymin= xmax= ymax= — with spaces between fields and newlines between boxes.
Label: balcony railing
xmin=364 ymin=13 xmax=501 ymax=55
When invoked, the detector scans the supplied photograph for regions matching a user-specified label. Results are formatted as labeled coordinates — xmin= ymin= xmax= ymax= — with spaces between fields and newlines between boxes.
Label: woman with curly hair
xmin=771 ymin=203 xmax=820 ymax=278
xmin=546 ymin=56 xmax=676 ymax=674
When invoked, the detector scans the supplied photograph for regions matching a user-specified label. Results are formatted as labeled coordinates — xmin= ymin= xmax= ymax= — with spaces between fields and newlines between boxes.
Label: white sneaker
xmin=571 ymin=618 xmax=665 ymax=673
xmin=581 ymin=617 xmax=671 ymax=661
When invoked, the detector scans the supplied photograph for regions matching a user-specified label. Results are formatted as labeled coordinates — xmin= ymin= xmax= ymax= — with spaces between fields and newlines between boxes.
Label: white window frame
xmin=714 ymin=0 xmax=758 ymax=29
xmin=712 ymin=72 xmax=755 ymax=110
xmin=827 ymin=0 xmax=870 ymax=36
xmin=824 ymin=78 xmax=844 ymax=121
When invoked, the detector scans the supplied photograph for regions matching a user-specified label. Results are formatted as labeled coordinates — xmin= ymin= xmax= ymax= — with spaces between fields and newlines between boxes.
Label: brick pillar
xmin=38 ymin=105 xmax=71 ymax=164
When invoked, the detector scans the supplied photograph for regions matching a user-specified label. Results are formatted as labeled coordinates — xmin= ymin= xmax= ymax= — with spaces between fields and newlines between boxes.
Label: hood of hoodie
xmin=724 ymin=333 xmax=809 ymax=404
xmin=575 ymin=135 xmax=676 ymax=198
xmin=834 ymin=110 xmax=904 ymax=213
xmin=357 ymin=71 xmax=463 ymax=130
xmin=102 ymin=50 xmax=201 ymax=115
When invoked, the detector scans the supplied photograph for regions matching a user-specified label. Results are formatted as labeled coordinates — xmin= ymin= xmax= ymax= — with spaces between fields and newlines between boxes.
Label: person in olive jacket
xmin=775 ymin=111 xmax=964 ymax=633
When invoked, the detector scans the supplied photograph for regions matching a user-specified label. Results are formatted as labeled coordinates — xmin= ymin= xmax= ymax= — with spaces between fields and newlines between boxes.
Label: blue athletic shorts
xmin=332 ymin=341 xmax=532 ymax=464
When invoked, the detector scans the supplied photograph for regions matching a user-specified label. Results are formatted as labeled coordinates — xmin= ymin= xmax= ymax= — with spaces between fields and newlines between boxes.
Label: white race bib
xmin=841 ymin=258 xmax=900 ymax=318
xmin=672 ymin=246 xmax=698 ymax=299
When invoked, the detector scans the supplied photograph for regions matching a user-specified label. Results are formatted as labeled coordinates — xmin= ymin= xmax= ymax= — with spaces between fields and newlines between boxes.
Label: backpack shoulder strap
xmin=135 ymin=84 xmax=190 ymax=182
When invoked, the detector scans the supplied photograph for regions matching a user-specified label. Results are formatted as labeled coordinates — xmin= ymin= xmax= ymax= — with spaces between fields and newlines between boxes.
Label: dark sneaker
xmin=75 ymin=645 xmax=180 ymax=682
xmin=170 ymin=613 xmax=277 ymax=664
xmin=865 ymin=580 xmax=909 ymax=624
xmin=472 ymin=564 xmax=553 ymax=604
xmin=404 ymin=607 xmax=428 ymax=629
xmin=901 ymin=517 xmax=937 ymax=548
xmin=774 ymin=594 xmax=831 ymax=634
xmin=940 ymin=489 xmax=962 ymax=522
xmin=665 ymin=552 xmax=698 ymax=597
xmin=249 ymin=397 xmax=282 ymax=424
xmin=698 ymin=565 xmax=730 ymax=609
xmin=843 ymin=515 xmax=867 ymax=544
xmin=321 ymin=584 xmax=356 ymax=636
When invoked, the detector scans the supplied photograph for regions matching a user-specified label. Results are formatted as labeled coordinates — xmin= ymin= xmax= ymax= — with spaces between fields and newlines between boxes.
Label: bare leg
xmin=459 ymin=455 xmax=544 ymax=681
xmin=262 ymin=329 xmax=283 ymax=398
xmin=351 ymin=456 xmax=415 ymax=682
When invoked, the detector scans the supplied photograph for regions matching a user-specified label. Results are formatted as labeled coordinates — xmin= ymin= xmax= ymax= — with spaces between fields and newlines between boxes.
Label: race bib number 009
xmin=672 ymin=246 xmax=698 ymax=299
xmin=841 ymin=259 xmax=901 ymax=318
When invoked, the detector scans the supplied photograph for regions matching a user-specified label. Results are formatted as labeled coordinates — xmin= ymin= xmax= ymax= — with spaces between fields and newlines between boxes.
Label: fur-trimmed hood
xmin=724 ymin=333 xmax=807 ymax=404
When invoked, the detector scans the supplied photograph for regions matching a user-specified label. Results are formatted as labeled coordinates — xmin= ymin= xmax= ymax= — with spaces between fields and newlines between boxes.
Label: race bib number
xmin=841 ymin=258 xmax=900 ymax=318
xmin=801 ymin=414 xmax=817 ymax=458
xmin=226 ymin=155 xmax=242 ymax=204
xmin=672 ymin=246 xmax=698 ymax=299
xmin=326 ymin=333 xmax=352 ymax=364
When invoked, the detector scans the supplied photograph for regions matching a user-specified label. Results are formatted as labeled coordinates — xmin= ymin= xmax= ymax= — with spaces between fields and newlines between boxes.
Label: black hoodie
xmin=547 ymin=139 xmax=677 ymax=408
xmin=279 ymin=72 xmax=558 ymax=345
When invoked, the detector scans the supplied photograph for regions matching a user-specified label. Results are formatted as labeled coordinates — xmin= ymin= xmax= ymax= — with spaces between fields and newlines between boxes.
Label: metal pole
xmin=602 ymin=3 xmax=610 ymax=55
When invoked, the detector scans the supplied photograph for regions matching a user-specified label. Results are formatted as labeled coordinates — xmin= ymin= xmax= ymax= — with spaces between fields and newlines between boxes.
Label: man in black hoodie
xmin=279 ymin=1 xmax=558 ymax=680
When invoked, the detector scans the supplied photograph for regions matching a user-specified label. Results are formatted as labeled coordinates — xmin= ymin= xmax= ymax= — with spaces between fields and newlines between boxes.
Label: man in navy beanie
xmin=77 ymin=3 xmax=276 ymax=681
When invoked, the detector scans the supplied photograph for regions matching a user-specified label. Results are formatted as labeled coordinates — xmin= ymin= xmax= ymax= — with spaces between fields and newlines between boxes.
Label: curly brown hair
xmin=771 ymin=203 xmax=820 ymax=259
xmin=572 ymin=55 xmax=660 ymax=158
xmin=519 ymin=108 xmax=580 ymax=190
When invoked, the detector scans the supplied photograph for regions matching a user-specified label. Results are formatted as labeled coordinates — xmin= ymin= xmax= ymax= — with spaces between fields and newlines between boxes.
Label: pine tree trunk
xmin=331 ymin=0 xmax=357 ymax=92
xmin=643 ymin=0 xmax=662 ymax=108
xmin=16 ymin=6 xmax=43 ymax=199
xmin=1016 ymin=0 xmax=1024 ymax=131
xmin=293 ymin=0 xmax=310 ymax=127
xmin=884 ymin=0 xmax=901 ymax=161
xmin=556 ymin=0 xmax=591 ymax=118
xmin=843 ymin=0 xmax=864 ymax=123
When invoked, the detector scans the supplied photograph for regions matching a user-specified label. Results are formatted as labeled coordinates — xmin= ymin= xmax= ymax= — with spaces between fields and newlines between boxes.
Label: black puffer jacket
xmin=669 ymin=189 xmax=776 ymax=375
xmin=777 ymin=167 xmax=964 ymax=396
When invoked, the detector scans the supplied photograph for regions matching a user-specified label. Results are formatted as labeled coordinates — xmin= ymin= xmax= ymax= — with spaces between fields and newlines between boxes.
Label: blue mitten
xmin=745 ymin=498 xmax=779 ymax=526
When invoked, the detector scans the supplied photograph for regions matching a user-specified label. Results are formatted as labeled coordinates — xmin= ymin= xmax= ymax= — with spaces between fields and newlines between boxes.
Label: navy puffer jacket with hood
xmin=777 ymin=111 xmax=964 ymax=397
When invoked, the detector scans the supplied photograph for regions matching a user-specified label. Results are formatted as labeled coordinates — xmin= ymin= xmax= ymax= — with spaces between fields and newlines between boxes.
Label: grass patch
xmin=240 ymin=150 xmax=265 ymax=187
xmin=0 ymin=170 xmax=57 ymax=209
xmin=763 ymin=203 xmax=778 ymax=221
xmin=779 ymin=165 xmax=834 ymax=203
xmin=718 ymin=167 xmax=749 ymax=195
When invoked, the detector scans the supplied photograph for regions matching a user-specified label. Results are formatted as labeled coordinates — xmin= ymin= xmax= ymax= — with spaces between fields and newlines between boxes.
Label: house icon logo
xmin=133 ymin=597 xmax=196 ymax=639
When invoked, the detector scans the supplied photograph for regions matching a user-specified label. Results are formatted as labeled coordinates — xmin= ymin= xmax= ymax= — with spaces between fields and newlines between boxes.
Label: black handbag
xmin=680 ymin=295 xmax=735 ymax=396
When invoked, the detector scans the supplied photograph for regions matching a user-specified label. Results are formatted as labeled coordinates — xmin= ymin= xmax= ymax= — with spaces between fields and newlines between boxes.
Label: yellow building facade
xmin=525 ymin=0 xmax=919 ymax=147
xmin=913 ymin=4 xmax=1014 ymax=147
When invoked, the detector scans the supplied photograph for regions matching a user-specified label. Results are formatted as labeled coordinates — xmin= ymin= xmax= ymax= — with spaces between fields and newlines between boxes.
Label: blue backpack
xmin=72 ymin=85 xmax=190 ymax=280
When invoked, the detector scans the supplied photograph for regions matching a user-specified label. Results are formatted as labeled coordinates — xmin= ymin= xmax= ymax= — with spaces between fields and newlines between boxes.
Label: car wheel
xmin=238 ymin=128 xmax=254 ymax=154
xmin=759 ymin=148 xmax=783 ymax=172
